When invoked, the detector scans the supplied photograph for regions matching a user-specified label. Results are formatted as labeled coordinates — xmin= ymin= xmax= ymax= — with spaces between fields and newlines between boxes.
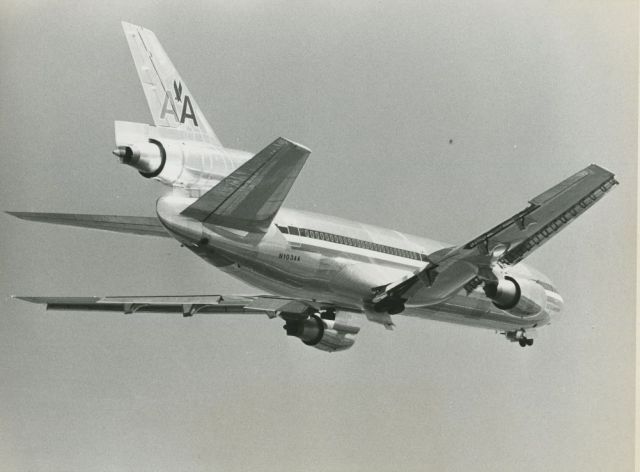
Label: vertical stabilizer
xmin=121 ymin=21 xmax=221 ymax=146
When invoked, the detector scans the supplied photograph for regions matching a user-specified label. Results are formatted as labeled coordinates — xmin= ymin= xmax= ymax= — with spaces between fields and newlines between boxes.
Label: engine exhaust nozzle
xmin=112 ymin=141 xmax=165 ymax=177
xmin=112 ymin=146 xmax=133 ymax=163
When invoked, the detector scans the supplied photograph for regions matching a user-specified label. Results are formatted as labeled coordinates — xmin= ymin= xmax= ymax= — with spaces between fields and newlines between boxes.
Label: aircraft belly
xmin=402 ymin=292 xmax=551 ymax=331
xmin=219 ymin=263 xmax=324 ymax=300
xmin=195 ymin=231 xmax=414 ymax=307
xmin=189 ymin=230 xmax=554 ymax=333
xmin=195 ymin=239 xmax=342 ymax=303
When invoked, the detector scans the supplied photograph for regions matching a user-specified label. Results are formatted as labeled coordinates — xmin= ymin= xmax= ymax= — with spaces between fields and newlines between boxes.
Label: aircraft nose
xmin=547 ymin=291 xmax=564 ymax=316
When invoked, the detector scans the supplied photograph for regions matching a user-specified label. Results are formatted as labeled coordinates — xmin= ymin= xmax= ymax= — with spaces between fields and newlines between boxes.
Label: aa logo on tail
xmin=159 ymin=80 xmax=198 ymax=126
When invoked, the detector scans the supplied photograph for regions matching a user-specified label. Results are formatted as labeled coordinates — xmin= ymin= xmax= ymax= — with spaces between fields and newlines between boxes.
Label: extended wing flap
xmin=16 ymin=295 xmax=360 ymax=317
xmin=460 ymin=164 xmax=618 ymax=266
xmin=17 ymin=295 xmax=281 ymax=316
xmin=181 ymin=137 xmax=310 ymax=232
xmin=7 ymin=212 xmax=169 ymax=238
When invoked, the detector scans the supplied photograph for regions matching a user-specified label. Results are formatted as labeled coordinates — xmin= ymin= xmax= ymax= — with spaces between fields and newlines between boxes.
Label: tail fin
xmin=121 ymin=22 xmax=221 ymax=146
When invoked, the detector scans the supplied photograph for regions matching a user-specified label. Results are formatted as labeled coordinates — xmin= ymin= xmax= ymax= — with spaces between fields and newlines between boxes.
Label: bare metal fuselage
xmin=12 ymin=22 xmax=614 ymax=352
xmin=156 ymin=195 xmax=562 ymax=333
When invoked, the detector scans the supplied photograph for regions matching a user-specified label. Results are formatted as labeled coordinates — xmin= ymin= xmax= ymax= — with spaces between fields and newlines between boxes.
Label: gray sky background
xmin=0 ymin=1 xmax=636 ymax=471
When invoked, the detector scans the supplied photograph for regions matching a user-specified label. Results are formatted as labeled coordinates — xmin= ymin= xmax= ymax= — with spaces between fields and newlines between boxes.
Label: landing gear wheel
xmin=387 ymin=303 xmax=405 ymax=315
xmin=526 ymin=338 xmax=534 ymax=346
xmin=518 ymin=338 xmax=527 ymax=347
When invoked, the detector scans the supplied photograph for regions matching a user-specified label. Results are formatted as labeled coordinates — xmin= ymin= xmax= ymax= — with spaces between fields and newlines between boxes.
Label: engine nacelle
xmin=113 ymin=121 xmax=252 ymax=191
xmin=113 ymin=138 xmax=226 ymax=187
xmin=284 ymin=315 xmax=359 ymax=352
xmin=484 ymin=276 xmax=547 ymax=317
xmin=113 ymin=139 xmax=166 ymax=177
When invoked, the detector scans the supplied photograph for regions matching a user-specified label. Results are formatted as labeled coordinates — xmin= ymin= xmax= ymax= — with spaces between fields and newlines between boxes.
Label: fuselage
xmin=156 ymin=195 xmax=564 ymax=333
xmin=10 ymin=22 xmax=612 ymax=352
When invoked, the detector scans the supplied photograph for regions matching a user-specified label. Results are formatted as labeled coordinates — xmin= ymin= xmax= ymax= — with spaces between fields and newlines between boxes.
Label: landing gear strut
xmin=506 ymin=329 xmax=534 ymax=348
xmin=372 ymin=297 xmax=405 ymax=315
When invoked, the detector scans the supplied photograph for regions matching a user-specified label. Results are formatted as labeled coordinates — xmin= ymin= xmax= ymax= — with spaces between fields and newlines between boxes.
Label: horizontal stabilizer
xmin=7 ymin=212 xmax=169 ymax=238
xmin=181 ymin=137 xmax=310 ymax=232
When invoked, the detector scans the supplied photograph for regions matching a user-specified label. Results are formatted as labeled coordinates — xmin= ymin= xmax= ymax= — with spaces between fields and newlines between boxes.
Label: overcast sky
xmin=0 ymin=1 xmax=636 ymax=471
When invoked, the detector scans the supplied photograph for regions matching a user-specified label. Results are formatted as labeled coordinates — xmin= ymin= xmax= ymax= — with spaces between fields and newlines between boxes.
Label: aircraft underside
xmin=186 ymin=223 xmax=553 ymax=343
xmin=9 ymin=22 xmax=615 ymax=353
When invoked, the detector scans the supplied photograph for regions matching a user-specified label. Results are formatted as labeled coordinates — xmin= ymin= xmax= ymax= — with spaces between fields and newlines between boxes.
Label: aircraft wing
xmin=452 ymin=164 xmax=618 ymax=268
xmin=7 ymin=212 xmax=170 ymax=238
xmin=373 ymin=164 xmax=618 ymax=309
xmin=181 ymin=137 xmax=310 ymax=233
xmin=16 ymin=295 xmax=362 ymax=317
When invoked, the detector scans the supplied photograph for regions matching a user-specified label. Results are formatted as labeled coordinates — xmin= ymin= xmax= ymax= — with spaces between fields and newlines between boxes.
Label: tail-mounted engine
xmin=113 ymin=139 xmax=166 ymax=177
xmin=113 ymin=121 xmax=251 ymax=190
xmin=284 ymin=314 xmax=360 ymax=352
xmin=483 ymin=276 xmax=547 ymax=317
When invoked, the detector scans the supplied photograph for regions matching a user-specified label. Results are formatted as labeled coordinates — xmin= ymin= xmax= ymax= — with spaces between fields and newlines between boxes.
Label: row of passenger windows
xmin=276 ymin=224 xmax=429 ymax=262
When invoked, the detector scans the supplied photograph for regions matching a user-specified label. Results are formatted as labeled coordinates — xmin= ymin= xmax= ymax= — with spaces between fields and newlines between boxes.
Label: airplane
xmin=8 ymin=22 xmax=618 ymax=352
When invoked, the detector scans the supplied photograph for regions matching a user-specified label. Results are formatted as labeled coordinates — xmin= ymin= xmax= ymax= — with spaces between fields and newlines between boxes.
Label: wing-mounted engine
xmin=112 ymin=121 xmax=251 ymax=192
xmin=283 ymin=313 xmax=360 ymax=352
xmin=483 ymin=276 xmax=547 ymax=317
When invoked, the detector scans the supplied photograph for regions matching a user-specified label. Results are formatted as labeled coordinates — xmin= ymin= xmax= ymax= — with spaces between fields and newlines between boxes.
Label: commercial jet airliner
xmin=9 ymin=23 xmax=618 ymax=351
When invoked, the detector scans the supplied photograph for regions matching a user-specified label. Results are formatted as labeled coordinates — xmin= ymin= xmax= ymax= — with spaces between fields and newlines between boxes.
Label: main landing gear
xmin=518 ymin=338 xmax=534 ymax=347
xmin=372 ymin=296 xmax=405 ymax=315
xmin=505 ymin=329 xmax=534 ymax=348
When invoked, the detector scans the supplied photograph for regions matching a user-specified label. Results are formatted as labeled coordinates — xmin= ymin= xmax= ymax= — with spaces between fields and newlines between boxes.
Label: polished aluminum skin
xmin=11 ymin=22 xmax=617 ymax=352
